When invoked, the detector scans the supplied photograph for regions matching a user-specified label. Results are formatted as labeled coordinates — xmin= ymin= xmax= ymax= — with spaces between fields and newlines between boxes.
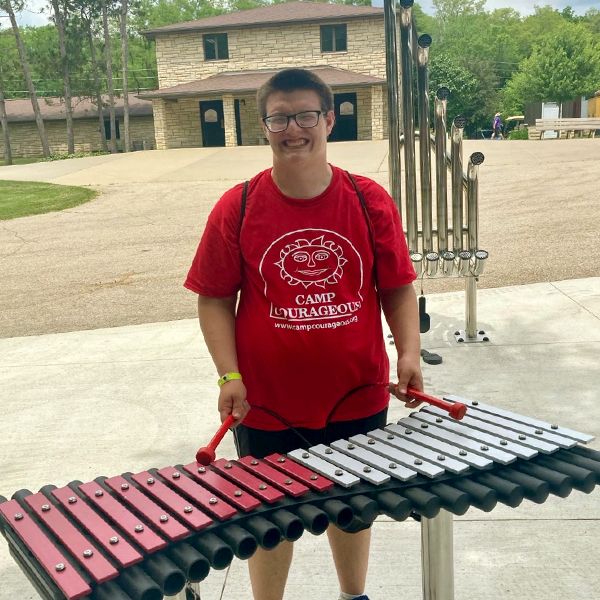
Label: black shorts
xmin=233 ymin=408 xmax=388 ymax=458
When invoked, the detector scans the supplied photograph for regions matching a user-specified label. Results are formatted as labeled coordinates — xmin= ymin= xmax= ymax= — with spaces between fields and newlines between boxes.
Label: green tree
xmin=428 ymin=53 xmax=482 ymax=135
xmin=51 ymin=0 xmax=75 ymax=153
xmin=503 ymin=23 xmax=600 ymax=115
xmin=0 ymin=26 xmax=13 ymax=164
xmin=0 ymin=0 xmax=50 ymax=156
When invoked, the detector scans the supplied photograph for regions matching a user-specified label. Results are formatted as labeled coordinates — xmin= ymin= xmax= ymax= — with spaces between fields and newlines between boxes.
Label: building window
xmin=320 ymin=24 xmax=347 ymax=53
xmin=203 ymin=33 xmax=229 ymax=61
xmin=104 ymin=118 xmax=120 ymax=140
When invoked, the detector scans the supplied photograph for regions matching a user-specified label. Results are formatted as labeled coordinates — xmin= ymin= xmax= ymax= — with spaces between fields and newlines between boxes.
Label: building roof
xmin=144 ymin=1 xmax=383 ymax=38
xmin=138 ymin=66 xmax=385 ymax=100
xmin=4 ymin=94 xmax=153 ymax=123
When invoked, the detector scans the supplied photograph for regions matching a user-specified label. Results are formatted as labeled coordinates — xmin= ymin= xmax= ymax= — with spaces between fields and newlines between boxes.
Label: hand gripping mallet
xmin=196 ymin=414 xmax=236 ymax=465
xmin=405 ymin=386 xmax=467 ymax=420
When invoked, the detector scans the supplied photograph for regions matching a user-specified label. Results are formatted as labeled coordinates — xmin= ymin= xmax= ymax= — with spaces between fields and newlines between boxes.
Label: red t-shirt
xmin=185 ymin=166 xmax=415 ymax=430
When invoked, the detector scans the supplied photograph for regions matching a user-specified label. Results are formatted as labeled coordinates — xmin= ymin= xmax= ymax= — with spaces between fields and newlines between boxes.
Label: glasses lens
xmin=265 ymin=116 xmax=288 ymax=132
xmin=295 ymin=111 xmax=320 ymax=128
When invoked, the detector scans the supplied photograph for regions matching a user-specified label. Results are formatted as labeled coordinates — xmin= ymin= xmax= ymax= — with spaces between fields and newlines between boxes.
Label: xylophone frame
xmin=170 ymin=511 xmax=455 ymax=600
xmin=168 ymin=512 xmax=455 ymax=600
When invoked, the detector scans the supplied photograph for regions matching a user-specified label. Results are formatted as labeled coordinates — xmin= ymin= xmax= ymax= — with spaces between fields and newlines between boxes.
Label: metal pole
xmin=399 ymin=0 xmax=418 ymax=253
xmin=465 ymin=274 xmax=477 ymax=340
xmin=434 ymin=87 xmax=450 ymax=253
xmin=421 ymin=510 xmax=454 ymax=600
xmin=417 ymin=34 xmax=433 ymax=253
xmin=466 ymin=152 xmax=485 ymax=253
xmin=384 ymin=0 xmax=402 ymax=215
xmin=450 ymin=115 xmax=466 ymax=252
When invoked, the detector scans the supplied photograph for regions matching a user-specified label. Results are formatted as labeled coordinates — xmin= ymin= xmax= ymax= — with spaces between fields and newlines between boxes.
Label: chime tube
xmin=270 ymin=509 xmax=304 ymax=542
xmin=10 ymin=489 xmax=34 ymax=503
xmin=434 ymin=87 xmax=450 ymax=252
xmin=475 ymin=473 xmax=524 ymax=508
xmin=347 ymin=494 xmax=379 ymax=524
xmin=411 ymin=251 xmax=423 ymax=276
xmin=399 ymin=0 xmax=418 ymax=252
xmin=571 ymin=445 xmax=600 ymax=462
xmin=384 ymin=0 xmax=402 ymax=213
xmin=534 ymin=456 xmax=595 ymax=493
xmin=417 ymin=33 xmax=433 ymax=253
xmin=441 ymin=250 xmax=455 ymax=275
xmin=466 ymin=152 xmax=485 ymax=252
xmin=143 ymin=554 xmax=185 ymax=596
xmin=556 ymin=448 xmax=600 ymax=479
xmin=219 ymin=523 xmax=259 ymax=558
xmin=402 ymin=487 xmax=440 ymax=519
xmin=513 ymin=462 xmax=573 ymax=498
xmin=294 ymin=503 xmax=329 ymax=535
xmin=425 ymin=252 xmax=439 ymax=277
xmin=427 ymin=483 xmax=469 ymax=516
xmin=321 ymin=499 xmax=354 ymax=528
xmin=498 ymin=468 xmax=550 ymax=504
xmin=190 ymin=532 xmax=233 ymax=570
xmin=471 ymin=249 xmax=488 ymax=276
xmin=450 ymin=116 xmax=466 ymax=252
xmin=449 ymin=478 xmax=497 ymax=512
xmin=243 ymin=516 xmax=282 ymax=550
xmin=376 ymin=491 xmax=412 ymax=520
xmin=118 ymin=565 xmax=162 ymax=600
xmin=457 ymin=250 xmax=471 ymax=276
xmin=91 ymin=580 xmax=134 ymax=600
xmin=166 ymin=543 xmax=210 ymax=583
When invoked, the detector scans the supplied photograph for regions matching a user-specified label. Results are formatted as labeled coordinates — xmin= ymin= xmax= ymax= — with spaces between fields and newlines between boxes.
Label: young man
xmin=185 ymin=68 xmax=423 ymax=600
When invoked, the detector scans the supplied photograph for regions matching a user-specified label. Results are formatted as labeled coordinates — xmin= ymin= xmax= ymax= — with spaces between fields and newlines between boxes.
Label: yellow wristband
xmin=218 ymin=372 xmax=242 ymax=387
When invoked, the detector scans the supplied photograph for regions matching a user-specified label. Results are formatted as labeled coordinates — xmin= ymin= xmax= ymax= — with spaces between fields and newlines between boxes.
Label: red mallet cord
xmin=196 ymin=414 xmax=236 ymax=465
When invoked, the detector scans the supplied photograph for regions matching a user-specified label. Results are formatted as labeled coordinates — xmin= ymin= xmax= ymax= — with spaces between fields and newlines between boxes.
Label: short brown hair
xmin=257 ymin=68 xmax=334 ymax=117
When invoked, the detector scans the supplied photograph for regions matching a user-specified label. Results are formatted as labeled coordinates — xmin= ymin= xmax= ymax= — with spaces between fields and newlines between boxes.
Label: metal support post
xmin=421 ymin=510 xmax=454 ymax=600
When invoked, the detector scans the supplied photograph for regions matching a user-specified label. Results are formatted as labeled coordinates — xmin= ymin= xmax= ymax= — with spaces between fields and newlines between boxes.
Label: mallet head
xmin=195 ymin=447 xmax=215 ymax=465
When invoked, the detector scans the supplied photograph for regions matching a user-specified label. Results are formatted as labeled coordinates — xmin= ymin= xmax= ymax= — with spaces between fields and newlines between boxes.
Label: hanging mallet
xmin=400 ymin=386 xmax=467 ymax=420
xmin=196 ymin=414 xmax=236 ymax=465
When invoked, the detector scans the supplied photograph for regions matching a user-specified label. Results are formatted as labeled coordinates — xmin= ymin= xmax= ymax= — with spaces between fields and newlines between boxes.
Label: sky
xmin=2 ymin=0 xmax=598 ymax=28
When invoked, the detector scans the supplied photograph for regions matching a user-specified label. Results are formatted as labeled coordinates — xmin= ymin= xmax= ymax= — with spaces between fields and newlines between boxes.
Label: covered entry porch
xmin=140 ymin=66 xmax=387 ymax=149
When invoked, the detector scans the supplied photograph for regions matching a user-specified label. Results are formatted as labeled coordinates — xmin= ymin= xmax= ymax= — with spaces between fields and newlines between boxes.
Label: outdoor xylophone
xmin=1 ymin=397 xmax=598 ymax=600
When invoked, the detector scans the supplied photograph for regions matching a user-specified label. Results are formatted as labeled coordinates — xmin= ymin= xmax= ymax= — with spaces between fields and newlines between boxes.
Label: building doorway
xmin=200 ymin=100 xmax=225 ymax=147
xmin=329 ymin=93 xmax=357 ymax=142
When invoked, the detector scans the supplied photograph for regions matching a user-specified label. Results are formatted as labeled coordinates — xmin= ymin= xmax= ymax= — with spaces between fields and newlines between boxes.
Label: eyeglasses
xmin=262 ymin=110 xmax=324 ymax=133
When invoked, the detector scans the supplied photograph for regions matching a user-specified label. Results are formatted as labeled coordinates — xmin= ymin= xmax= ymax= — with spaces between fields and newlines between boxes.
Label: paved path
xmin=1 ymin=139 xmax=599 ymax=338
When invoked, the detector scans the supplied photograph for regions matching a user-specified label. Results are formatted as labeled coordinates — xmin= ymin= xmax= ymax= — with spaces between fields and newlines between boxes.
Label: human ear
xmin=325 ymin=110 xmax=335 ymax=135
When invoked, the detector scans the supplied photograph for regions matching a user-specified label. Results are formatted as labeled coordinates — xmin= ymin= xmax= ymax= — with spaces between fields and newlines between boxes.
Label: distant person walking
xmin=492 ymin=112 xmax=503 ymax=140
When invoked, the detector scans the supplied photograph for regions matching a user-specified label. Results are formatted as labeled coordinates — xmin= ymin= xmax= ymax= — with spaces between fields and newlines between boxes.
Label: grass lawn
xmin=0 ymin=180 xmax=97 ymax=220
xmin=0 ymin=157 xmax=45 ymax=167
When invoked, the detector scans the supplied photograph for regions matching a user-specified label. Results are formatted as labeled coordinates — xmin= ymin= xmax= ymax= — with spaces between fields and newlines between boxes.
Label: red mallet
xmin=196 ymin=414 xmax=236 ymax=465
xmin=405 ymin=386 xmax=467 ymax=420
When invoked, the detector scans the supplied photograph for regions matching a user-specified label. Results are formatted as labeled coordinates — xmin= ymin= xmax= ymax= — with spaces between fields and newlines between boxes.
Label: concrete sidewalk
xmin=1 ymin=277 xmax=599 ymax=600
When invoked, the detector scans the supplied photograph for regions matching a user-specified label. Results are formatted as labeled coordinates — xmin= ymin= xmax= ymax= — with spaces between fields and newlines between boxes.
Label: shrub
xmin=508 ymin=127 xmax=529 ymax=140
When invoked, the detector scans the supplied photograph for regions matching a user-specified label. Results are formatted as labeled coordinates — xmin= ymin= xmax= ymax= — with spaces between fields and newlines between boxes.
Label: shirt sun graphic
xmin=259 ymin=229 xmax=365 ymax=324
xmin=276 ymin=235 xmax=347 ymax=289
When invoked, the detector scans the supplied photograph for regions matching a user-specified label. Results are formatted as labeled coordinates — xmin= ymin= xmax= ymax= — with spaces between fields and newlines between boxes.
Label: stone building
xmin=141 ymin=1 xmax=388 ymax=149
xmin=0 ymin=95 xmax=155 ymax=158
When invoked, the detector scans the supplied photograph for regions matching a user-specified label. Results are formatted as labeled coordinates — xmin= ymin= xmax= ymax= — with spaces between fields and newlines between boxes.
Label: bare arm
xmin=197 ymin=294 xmax=249 ymax=423
xmin=380 ymin=284 xmax=423 ymax=407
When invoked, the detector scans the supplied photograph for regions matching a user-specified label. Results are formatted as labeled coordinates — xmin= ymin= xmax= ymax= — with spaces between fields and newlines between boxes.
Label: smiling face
xmin=275 ymin=235 xmax=348 ymax=288
xmin=262 ymin=89 xmax=335 ymax=167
